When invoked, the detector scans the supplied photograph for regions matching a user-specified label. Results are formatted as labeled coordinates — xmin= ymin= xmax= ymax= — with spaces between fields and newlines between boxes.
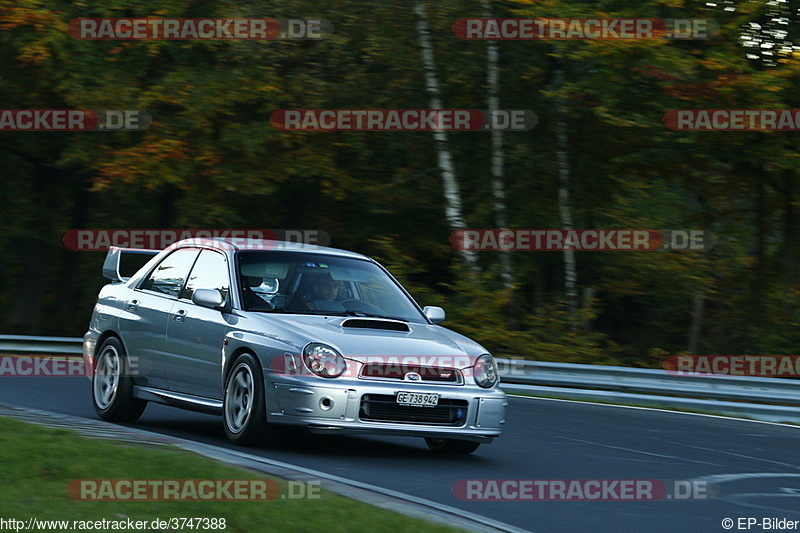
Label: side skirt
xmin=133 ymin=385 xmax=223 ymax=416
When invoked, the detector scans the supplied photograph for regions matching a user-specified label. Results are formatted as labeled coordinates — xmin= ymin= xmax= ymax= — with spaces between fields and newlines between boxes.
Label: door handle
xmin=126 ymin=299 xmax=139 ymax=311
xmin=173 ymin=309 xmax=187 ymax=322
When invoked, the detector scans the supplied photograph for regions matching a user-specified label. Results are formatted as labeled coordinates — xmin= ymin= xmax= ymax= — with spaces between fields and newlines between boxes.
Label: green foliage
xmin=0 ymin=0 xmax=798 ymax=367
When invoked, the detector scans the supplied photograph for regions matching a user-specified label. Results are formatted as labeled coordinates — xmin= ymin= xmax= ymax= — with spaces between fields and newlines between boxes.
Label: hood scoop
xmin=341 ymin=318 xmax=410 ymax=332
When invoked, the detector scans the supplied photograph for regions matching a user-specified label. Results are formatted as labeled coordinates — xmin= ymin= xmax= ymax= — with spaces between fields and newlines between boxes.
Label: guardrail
xmin=495 ymin=359 xmax=800 ymax=406
xmin=495 ymin=358 xmax=800 ymax=424
xmin=2 ymin=335 xmax=798 ymax=423
xmin=0 ymin=334 xmax=83 ymax=355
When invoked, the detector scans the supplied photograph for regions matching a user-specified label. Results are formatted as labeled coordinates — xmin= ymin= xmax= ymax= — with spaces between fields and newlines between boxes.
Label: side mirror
xmin=192 ymin=289 xmax=225 ymax=309
xmin=423 ymin=306 xmax=446 ymax=324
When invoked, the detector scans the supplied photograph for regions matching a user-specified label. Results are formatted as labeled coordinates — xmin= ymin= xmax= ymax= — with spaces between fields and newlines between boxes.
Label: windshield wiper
xmin=266 ymin=308 xmax=359 ymax=317
xmin=254 ymin=308 xmax=308 ymax=314
xmin=254 ymin=307 xmax=408 ymax=321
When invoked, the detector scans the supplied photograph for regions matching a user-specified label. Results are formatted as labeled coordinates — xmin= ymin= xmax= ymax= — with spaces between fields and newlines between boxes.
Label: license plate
xmin=396 ymin=392 xmax=439 ymax=407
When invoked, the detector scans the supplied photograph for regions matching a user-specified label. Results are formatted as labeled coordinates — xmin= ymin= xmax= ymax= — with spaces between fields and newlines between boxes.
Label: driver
xmin=302 ymin=274 xmax=345 ymax=310
xmin=313 ymin=276 xmax=343 ymax=302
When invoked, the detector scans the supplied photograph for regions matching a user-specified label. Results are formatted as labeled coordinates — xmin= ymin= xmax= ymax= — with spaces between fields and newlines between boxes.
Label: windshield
xmin=237 ymin=251 xmax=427 ymax=323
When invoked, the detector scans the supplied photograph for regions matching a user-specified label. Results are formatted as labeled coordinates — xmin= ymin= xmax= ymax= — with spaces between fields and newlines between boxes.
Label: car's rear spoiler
xmin=102 ymin=246 xmax=161 ymax=282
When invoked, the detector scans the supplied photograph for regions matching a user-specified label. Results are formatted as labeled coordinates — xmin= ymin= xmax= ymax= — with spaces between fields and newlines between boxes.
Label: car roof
xmin=166 ymin=237 xmax=372 ymax=261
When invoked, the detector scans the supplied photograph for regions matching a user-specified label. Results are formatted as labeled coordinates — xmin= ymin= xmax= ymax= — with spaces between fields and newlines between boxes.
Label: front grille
xmin=359 ymin=394 xmax=468 ymax=425
xmin=359 ymin=363 xmax=462 ymax=384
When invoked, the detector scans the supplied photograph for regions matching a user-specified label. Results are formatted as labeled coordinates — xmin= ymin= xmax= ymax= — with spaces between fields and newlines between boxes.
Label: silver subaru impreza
xmin=83 ymin=238 xmax=506 ymax=454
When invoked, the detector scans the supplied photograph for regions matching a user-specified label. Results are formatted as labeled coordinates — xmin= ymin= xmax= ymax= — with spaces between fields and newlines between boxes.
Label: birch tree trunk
xmin=413 ymin=2 xmax=478 ymax=271
xmin=781 ymin=169 xmax=796 ymax=314
xmin=687 ymin=290 xmax=705 ymax=354
xmin=481 ymin=0 xmax=513 ymax=287
xmin=552 ymin=58 xmax=579 ymax=326
xmin=753 ymin=177 xmax=766 ymax=326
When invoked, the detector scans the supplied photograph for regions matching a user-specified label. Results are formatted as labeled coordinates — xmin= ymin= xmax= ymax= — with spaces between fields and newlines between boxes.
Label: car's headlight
xmin=473 ymin=354 xmax=499 ymax=388
xmin=303 ymin=343 xmax=346 ymax=378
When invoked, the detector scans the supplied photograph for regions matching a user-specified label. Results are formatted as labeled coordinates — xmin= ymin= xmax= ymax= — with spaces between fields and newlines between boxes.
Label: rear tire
xmin=424 ymin=437 xmax=481 ymax=455
xmin=92 ymin=337 xmax=146 ymax=423
xmin=223 ymin=353 xmax=270 ymax=446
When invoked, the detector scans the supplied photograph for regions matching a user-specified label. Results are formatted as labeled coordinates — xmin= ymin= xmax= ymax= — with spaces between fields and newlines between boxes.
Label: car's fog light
xmin=320 ymin=397 xmax=334 ymax=410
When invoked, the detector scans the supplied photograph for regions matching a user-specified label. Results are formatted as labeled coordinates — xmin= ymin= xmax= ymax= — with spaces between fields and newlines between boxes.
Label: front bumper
xmin=264 ymin=373 xmax=507 ymax=442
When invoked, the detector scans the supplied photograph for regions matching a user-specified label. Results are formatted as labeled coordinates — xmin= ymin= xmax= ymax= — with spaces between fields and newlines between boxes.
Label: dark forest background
xmin=1 ymin=0 xmax=799 ymax=367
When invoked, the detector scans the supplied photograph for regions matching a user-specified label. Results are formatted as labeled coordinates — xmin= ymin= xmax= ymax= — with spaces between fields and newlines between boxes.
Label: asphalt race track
xmin=2 ymin=376 xmax=800 ymax=532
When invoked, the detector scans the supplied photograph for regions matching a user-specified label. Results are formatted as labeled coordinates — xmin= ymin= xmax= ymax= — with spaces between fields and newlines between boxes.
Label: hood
xmin=247 ymin=313 xmax=488 ymax=368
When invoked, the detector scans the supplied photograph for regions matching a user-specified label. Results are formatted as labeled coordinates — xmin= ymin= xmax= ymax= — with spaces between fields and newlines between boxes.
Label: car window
xmin=181 ymin=249 xmax=230 ymax=302
xmin=237 ymin=251 xmax=427 ymax=322
xmin=139 ymin=248 xmax=200 ymax=297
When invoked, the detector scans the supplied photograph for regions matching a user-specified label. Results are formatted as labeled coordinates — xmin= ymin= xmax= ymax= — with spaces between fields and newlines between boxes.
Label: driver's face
xmin=314 ymin=279 xmax=341 ymax=301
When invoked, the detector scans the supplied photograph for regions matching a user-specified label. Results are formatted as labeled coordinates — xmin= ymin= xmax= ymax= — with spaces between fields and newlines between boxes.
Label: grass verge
xmin=0 ymin=417 xmax=462 ymax=532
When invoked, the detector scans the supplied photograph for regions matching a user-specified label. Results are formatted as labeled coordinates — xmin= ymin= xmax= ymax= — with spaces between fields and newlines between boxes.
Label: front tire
xmin=223 ymin=353 xmax=270 ymax=445
xmin=425 ymin=437 xmax=481 ymax=455
xmin=92 ymin=337 xmax=146 ymax=422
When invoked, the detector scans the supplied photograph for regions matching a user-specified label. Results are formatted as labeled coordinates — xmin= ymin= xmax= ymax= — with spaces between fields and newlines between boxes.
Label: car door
xmin=118 ymin=247 xmax=200 ymax=390
xmin=164 ymin=249 xmax=232 ymax=399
